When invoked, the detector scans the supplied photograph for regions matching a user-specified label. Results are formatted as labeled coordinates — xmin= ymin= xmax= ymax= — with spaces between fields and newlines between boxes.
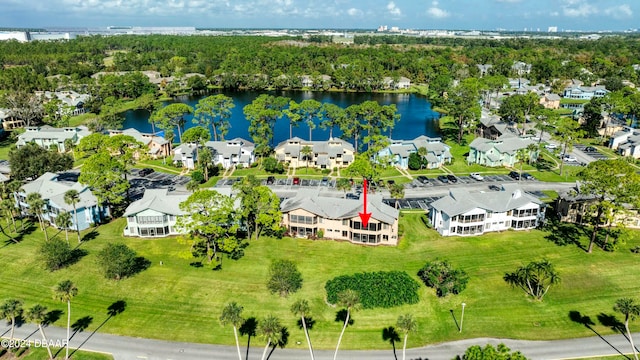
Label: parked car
xmin=563 ymin=154 xmax=578 ymax=162
xmin=584 ymin=146 xmax=598 ymax=152
xmin=387 ymin=179 xmax=395 ymax=186
xmin=321 ymin=177 xmax=329 ymax=186
xmin=488 ymin=184 xmax=502 ymax=191
xmin=138 ymin=168 xmax=154 ymax=176
xmin=545 ymin=143 xmax=558 ymax=150
xmin=437 ymin=175 xmax=449 ymax=183
xmin=293 ymin=177 xmax=300 ymax=185
xmin=508 ymin=171 xmax=520 ymax=180
xmin=447 ymin=174 xmax=458 ymax=183
xmin=416 ymin=175 xmax=429 ymax=184
xmin=470 ymin=172 xmax=484 ymax=181
xmin=346 ymin=193 xmax=359 ymax=200
xmin=266 ymin=176 xmax=275 ymax=185
xmin=521 ymin=172 xmax=534 ymax=180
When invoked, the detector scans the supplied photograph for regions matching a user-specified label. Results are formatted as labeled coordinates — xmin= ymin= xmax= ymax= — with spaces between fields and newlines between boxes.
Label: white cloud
xmin=427 ymin=1 xmax=449 ymax=19
xmin=604 ymin=4 xmax=632 ymax=19
xmin=387 ymin=1 xmax=401 ymax=17
xmin=561 ymin=0 xmax=598 ymax=17
xmin=347 ymin=8 xmax=362 ymax=17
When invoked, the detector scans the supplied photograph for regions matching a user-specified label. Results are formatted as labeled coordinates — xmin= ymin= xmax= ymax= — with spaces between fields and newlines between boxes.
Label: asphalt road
xmin=2 ymin=323 xmax=639 ymax=360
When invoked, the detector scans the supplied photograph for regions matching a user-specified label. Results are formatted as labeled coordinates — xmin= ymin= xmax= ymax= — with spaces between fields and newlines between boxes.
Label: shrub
xmin=39 ymin=238 xmax=73 ymax=271
xmin=263 ymin=157 xmax=285 ymax=174
xmin=97 ymin=243 xmax=149 ymax=280
xmin=267 ymin=259 xmax=303 ymax=297
xmin=417 ymin=260 xmax=468 ymax=297
xmin=325 ymin=271 xmax=420 ymax=309
xmin=191 ymin=170 xmax=204 ymax=183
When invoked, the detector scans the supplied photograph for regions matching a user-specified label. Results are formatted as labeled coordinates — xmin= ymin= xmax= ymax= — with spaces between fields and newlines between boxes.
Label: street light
xmin=460 ymin=302 xmax=466 ymax=333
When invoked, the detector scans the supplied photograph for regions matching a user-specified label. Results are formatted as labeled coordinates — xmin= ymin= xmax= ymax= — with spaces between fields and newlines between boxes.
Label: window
xmin=383 ymin=224 xmax=388 ymax=230
xmin=342 ymin=219 xmax=348 ymax=226
xmin=382 ymin=235 xmax=388 ymax=241
xmin=342 ymin=231 xmax=348 ymax=237
xmin=353 ymin=221 xmax=361 ymax=230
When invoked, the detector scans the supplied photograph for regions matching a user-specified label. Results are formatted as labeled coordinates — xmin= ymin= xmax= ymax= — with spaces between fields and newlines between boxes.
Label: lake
xmin=122 ymin=90 xmax=441 ymax=145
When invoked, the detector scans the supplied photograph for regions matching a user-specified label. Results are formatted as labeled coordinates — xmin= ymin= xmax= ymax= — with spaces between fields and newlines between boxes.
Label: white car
xmin=470 ymin=172 xmax=484 ymax=181
xmin=545 ymin=143 xmax=558 ymax=150
xmin=563 ymin=154 xmax=578 ymax=162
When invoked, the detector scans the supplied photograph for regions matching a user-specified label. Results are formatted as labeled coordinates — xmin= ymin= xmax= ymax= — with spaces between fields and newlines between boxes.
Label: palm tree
xmin=614 ymin=298 xmax=640 ymax=360
xmin=26 ymin=192 xmax=48 ymax=241
xmin=6 ymin=181 xmax=23 ymax=231
xmin=301 ymin=145 xmax=313 ymax=174
xmin=390 ymin=183 xmax=405 ymax=209
xmin=417 ymin=147 xmax=428 ymax=169
xmin=291 ymin=299 xmax=315 ymax=360
xmin=1 ymin=299 xmax=23 ymax=342
xmin=258 ymin=315 xmax=282 ymax=360
xmin=396 ymin=314 xmax=417 ymax=360
xmin=1 ymin=198 xmax=17 ymax=232
xmin=53 ymin=280 xmax=78 ymax=360
xmin=220 ymin=302 xmax=244 ymax=360
xmin=56 ymin=211 xmax=73 ymax=245
xmin=334 ymin=289 xmax=361 ymax=360
xmin=516 ymin=148 xmax=529 ymax=181
xmin=186 ymin=179 xmax=200 ymax=193
xmin=26 ymin=304 xmax=54 ymax=359
xmin=64 ymin=189 xmax=81 ymax=243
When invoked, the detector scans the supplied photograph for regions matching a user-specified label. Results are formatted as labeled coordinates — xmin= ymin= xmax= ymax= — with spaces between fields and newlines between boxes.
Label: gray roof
xmin=111 ymin=128 xmax=169 ymax=146
xmin=431 ymin=184 xmax=543 ymax=216
xmin=17 ymin=125 xmax=91 ymax=145
xmin=20 ymin=172 xmax=99 ymax=212
xmin=383 ymin=136 xmax=451 ymax=159
xmin=281 ymin=192 xmax=399 ymax=225
xmin=124 ymin=189 xmax=190 ymax=217
xmin=173 ymin=143 xmax=198 ymax=158
xmin=275 ymin=137 xmax=354 ymax=158
xmin=469 ymin=135 xmax=536 ymax=155
xmin=205 ymin=138 xmax=254 ymax=158
xmin=545 ymin=93 xmax=561 ymax=101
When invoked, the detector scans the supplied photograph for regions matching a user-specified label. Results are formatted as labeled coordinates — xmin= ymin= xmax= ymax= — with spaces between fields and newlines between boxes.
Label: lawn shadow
xmin=267 ymin=326 xmax=289 ymax=360
xmin=1 ymin=222 xmax=36 ymax=247
xmin=64 ymin=248 xmax=88 ymax=268
xmin=296 ymin=317 xmax=315 ymax=331
xmin=544 ymin=218 xmax=587 ymax=251
xmin=335 ymin=309 xmax=354 ymax=326
xmin=81 ymin=230 xmax=99 ymax=242
xmin=598 ymin=313 xmax=625 ymax=334
xmin=450 ymin=309 xmax=460 ymax=331
xmin=189 ymin=261 xmax=203 ymax=268
xmin=43 ymin=309 xmax=63 ymax=326
xmin=382 ymin=326 xmax=400 ymax=360
xmin=70 ymin=315 xmax=93 ymax=340
xmin=70 ymin=300 xmax=127 ymax=357
xmin=569 ymin=310 xmax=630 ymax=359
xmin=133 ymin=256 xmax=151 ymax=275
xmin=240 ymin=317 xmax=257 ymax=360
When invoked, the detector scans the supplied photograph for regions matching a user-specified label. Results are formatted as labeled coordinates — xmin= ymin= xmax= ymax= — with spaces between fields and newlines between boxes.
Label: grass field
xmin=1 ymin=214 xmax=640 ymax=351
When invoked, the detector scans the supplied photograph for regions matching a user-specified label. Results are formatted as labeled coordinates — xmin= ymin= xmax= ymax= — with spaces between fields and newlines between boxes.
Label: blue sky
xmin=0 ymin=0 xmax=637 ymax=31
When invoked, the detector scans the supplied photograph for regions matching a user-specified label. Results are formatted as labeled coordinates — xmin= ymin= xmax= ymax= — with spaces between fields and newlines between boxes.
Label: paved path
xmin=2 ymin=323 xmax=638 ymax=360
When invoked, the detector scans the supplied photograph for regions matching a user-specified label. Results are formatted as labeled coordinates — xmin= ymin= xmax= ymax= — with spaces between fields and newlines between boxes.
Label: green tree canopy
xmin=8 ymin=143 xmax=73 ymax=181
xmin=267 ymin=259 xmax=303 ymax=297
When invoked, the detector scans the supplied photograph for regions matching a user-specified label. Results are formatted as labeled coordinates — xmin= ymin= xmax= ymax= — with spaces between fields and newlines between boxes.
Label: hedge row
xmin=325 ymin=271 xmax=420 ymax=309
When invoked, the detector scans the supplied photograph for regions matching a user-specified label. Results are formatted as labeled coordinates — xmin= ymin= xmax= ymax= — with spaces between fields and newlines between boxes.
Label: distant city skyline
xmin=0 ymin=0 xmax=638 ymax=32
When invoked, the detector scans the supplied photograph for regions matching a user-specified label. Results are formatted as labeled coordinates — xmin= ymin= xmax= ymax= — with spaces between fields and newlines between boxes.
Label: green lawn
xmin=1 ymin=215 xmax=640 ymax=351
xmin=20 ymin=347 xmax=113 ymax=360
xmin=0 ymin=137 xmax=14 ymax=160
xmin=136 ymin=159 xmax=182 ymax=174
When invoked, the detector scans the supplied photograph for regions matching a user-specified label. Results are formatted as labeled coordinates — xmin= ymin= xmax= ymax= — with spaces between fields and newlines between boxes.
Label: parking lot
xmin=381 ymin=190 xmax=550 ymax=211
xmin=216 ymin=177 xmax=337 ymax=188
xmin=574 ymin=144 xmax=610 ymax=161
xmin=128 ymin=169 xmax=191 ymax=200
xmin=405 ymin=173 xmax=533 ymax=189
